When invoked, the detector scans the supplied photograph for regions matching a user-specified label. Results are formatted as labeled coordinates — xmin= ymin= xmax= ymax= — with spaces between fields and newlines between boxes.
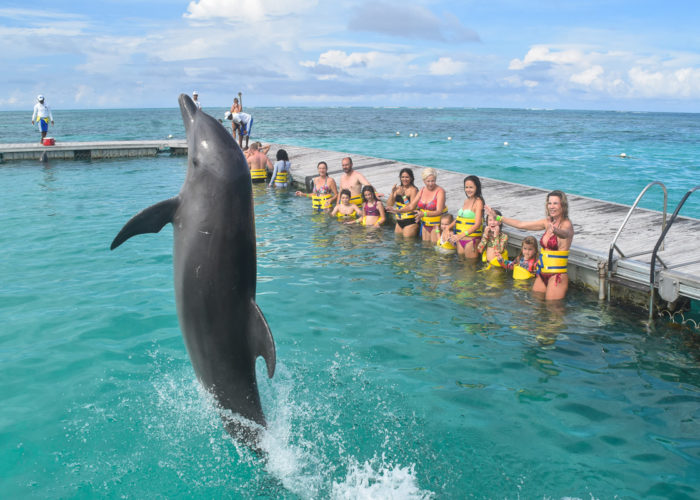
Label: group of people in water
xmin=247 ymin=151 xmax=574 ymax=301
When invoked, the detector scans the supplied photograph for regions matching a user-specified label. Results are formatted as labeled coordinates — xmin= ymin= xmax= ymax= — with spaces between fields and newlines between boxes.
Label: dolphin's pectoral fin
xmin=249 ymin=301 xmax=276 ymax=378
xmin=110 ymin=197 xmax=179 ymax=250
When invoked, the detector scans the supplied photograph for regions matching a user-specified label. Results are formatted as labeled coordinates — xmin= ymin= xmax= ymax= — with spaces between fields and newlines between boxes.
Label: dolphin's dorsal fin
xmin=249 ymin=301 xmax=276 ymax=378
xmin=110 ymin=197 xmax=180 ymax=250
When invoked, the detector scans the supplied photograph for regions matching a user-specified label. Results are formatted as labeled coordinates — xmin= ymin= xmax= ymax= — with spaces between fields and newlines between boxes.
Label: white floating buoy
xmin=414 ymin=133 xmax=419 ymax=137
xmin=447 ymin=137 xmax=452 ymax=141
xmin=168 ymin=134 xmax=173 ymax=139
xmin=396 ymin=131 xmax=400 ymax=136
xmin=619 ymin=152 xmax=627 ymax=158
xmin=409 ymin=133 xmax=414 ymax=138
xmin=503 ymin=141 xmax=509 ymax=146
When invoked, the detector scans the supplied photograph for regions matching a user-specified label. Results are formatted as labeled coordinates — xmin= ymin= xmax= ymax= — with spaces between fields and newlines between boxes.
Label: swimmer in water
xmin=353 ymin=185 xmax=385 ymax=227
xmin=486 ymin=190 xmax=574 ymax=300
xmin=449 ymin=175 xmax=484 ymax=259
xmin=331 ymin=189 xmax=362 ymax=222
xmin=385 ymin=168 xmax=420 ymax=238
xmin=498 ymin=235 xmax=539 ymax=278
xmin=477 ymin=209 xmax=508 ymax=265
xmin=295 ymin=161 xmax=338 ymax=211
xmin=436 ymin=214 xmax=457 ymax=254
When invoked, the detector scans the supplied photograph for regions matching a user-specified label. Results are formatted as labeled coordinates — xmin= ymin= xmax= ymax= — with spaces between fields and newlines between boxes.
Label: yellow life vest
xmin=394 ymin=200 xmax=417 ymax=220
xmin=349 ymin=195 xmax=363 ymax=206
xmin=420 ymin=207 xmax=448 ymax=227
xmin=250 ymin=169 xmax=267 ymax=181
xmin=537 ymin=250 xmax=569 ymax=274
xmin=455 ymin=216 xmax=483 ymax=237
xmin=274 ymin=171 xmax=289 ymax=184
xmin=312 ymin=193 xmax=333 ymax=211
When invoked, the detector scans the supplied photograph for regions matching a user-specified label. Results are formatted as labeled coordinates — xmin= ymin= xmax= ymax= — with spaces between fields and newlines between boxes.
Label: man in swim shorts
xmin=246 ymin=142 xmax=273 ymax=178
xmin=31 ymin=95 xmax=54 ymax=143
xmin=338 ymin=157 xmax=372 ymax=206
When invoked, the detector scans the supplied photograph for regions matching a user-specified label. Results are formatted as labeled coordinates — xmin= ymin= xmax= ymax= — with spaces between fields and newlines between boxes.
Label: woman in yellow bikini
xmin=486 ymin=190 xmax=574 ymax=300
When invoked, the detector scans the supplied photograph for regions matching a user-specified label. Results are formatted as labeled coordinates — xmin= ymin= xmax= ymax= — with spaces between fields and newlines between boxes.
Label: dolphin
xmin=111 ymin=94 xmax=275 ymax=444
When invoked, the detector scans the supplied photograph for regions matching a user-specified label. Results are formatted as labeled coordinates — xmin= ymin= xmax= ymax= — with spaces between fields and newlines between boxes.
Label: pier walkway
xmin=0 ymin=139 xmax=187 ymax=162
xmin=2 ymin=139 xmax=698 ymax=312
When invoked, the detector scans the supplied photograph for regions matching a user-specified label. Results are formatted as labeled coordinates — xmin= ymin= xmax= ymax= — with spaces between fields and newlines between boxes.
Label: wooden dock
xmin=0 ymin=140 xmax=187 ymax=162
xmin=2 ymin=139 xmax=698 ymax=313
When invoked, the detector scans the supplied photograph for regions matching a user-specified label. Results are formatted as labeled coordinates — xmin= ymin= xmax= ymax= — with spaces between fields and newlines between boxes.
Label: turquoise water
xmin=1 ymin=153 xmax=699 ymax=498
xmin=1 ymin=107 xmax=698 ymax=216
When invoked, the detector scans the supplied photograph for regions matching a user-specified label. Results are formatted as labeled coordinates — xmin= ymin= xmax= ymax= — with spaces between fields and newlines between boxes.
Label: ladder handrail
xmin=607 ymin=181 xmax=667 ymax=279
xmin=648 ymin=185 xmax=700 ymax=320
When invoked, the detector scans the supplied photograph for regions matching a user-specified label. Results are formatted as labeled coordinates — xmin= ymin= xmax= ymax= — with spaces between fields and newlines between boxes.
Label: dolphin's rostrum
xmin=111 ymin=94 xmax=275 ymax=444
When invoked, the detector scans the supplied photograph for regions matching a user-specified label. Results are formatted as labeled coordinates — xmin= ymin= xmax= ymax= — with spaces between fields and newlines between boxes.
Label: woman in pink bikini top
xmin=485 ymin=190 xmax=574 ymax=301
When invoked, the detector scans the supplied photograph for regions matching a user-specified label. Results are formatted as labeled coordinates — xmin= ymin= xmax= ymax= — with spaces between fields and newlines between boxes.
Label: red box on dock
xmin=42 ymin=137 xmax=55 ymax=146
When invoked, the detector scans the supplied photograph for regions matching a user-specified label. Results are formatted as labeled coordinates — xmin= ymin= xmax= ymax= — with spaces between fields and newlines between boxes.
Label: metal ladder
xmin=606 ymin=181 xmax=667 ymax=300
xmin=648 ymin=185 xmax=700 ymax=320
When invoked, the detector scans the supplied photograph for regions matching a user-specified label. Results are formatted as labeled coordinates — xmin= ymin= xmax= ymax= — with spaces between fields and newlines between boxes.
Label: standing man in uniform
xmin=31 ymin=95 xmax=54 ymax=143
xmin=192 ymin=90 xmax=201 ymax=109
xmin=338 ymin=157 xmax=372 ymax=206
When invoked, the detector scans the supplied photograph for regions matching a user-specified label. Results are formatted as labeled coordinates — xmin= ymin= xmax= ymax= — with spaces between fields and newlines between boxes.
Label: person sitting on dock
xmin=385 ymin=168 xmax=420 ymax=238
xmin=247 ymin=142 xmax=272 ymax=183
xmin=338 ymin=157 xmax=372 ymax=207
xmin=331 ymin=189 xmax=362 ymax=221
xmin=31 ymin=95 xmax=54 ymax=143
xmin=486 ymin=190 xmax=574 ymax=300
xmin=295 ymin=161 xmax=338 ymax=212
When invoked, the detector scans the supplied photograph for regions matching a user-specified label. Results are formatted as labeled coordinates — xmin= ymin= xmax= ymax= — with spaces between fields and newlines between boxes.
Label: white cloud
xmin=509 ymin=46 xmax=585 ymax=70
xmin=570 ymin=65 xmax=604 ymax=85
xmin=508 ymin=45 xmax=700 ymax=100
xmin=429 ymin=57 xmax=467 ymax=76
xmin=628 ymin=66 xmax=700 ymax=98
xmin=184 ymin=0 xmax=317 ymax=22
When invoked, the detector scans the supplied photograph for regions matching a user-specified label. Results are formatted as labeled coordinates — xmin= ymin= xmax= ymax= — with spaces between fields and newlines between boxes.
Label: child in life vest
xmin=499 ymin=236 xmax=539 ymax=279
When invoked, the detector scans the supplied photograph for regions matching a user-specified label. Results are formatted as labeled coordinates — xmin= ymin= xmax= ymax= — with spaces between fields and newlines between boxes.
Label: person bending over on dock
xmin=231 ymin=112 xmax=253 ymax=149
xmin=486 ymin=190 xmax=574 ymax=301
xmin=31 ymin=95 xmax=54 ymax=143
xmin=246 ymin=142 xmax=272 ymax=183
xmin=295 ymin=161 xmax=338 ymax=212
xmin=338 ymin=157 xmax=372 ymax=207
xmin=385 ymin=168 xmax=420 ymax=238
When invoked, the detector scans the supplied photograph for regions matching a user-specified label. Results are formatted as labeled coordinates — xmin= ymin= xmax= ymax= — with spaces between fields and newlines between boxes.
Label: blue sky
xmin=1 ymin=0 xmax=699 ymax=111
